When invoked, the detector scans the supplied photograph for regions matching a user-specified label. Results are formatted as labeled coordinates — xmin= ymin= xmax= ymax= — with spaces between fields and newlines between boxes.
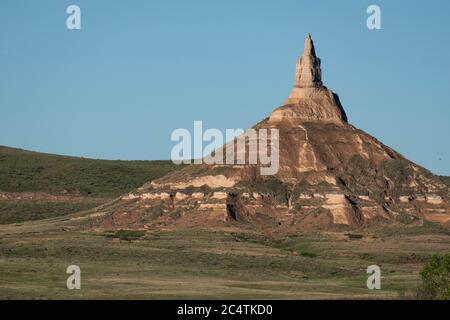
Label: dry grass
xmin=1 ymin=218 xmax=449 ymax=299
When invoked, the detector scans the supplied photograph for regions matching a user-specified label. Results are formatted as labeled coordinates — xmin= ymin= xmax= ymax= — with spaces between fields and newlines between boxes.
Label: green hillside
xmin=0 ymin=145 xmax=183 ymax=223
xmin=0 ymin=145 xmax=181 ymax=198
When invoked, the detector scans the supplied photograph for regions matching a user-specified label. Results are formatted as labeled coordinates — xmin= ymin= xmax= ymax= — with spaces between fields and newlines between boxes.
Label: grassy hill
xmin=0 ymin=145 xmax=182 ymax=223
xmin=0 ymin=145 xmax=181 ymax=197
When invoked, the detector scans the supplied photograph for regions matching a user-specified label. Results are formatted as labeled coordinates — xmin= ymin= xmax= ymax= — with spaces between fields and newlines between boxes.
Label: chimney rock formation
xmin=295 ymin=33 xmax=323 ymax=88
xmin=89 ymin=34 xmax=450 ymax=235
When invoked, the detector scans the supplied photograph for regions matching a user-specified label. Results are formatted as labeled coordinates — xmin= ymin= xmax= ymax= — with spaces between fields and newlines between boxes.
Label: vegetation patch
xmin=345 ymin=233 xmax=364 ymax=240
xmin=300 ymin=251 xmax=318 ymax=258
xmin=396 ymin=212 xmax=419 ymax=225
xmin=237 ymin=176 xmax=288 ymax=203
xmin=108 ymin=229 xmax=146 ymax=241
xmin=380 ymin=221 xmax=450 ymax=237
xmin=0 ymin=146 xmax=182 ymax=198
xmin=416 ymin=254 xmax=450 ymax=300
xmin=0 ymin=200 xmax=103 ymax=224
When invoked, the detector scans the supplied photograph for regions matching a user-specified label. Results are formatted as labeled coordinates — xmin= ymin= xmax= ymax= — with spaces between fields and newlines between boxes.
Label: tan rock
xmin=212 ymin=192 xmax=228 ymax=200
xmin=427 ymin=195 xmax=444 ymax=205
xmin=399 ymin=196 xmax=410 ymax=203
xmin=175 ymin=192 xmax=188 ymax=201
xmin=322 ymin=194 xmax=350 ymax=225
xmin=191 ymin=192 xmax=204 ymax=199
xmin=167 ymin=175 xmax=236 ymax=189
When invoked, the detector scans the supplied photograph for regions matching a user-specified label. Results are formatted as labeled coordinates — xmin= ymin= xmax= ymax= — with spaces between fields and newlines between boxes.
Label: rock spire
xmin=295 ymin=33 xmax=323 ymax=88
xmin=280 ymin=33 xmax=348 ymax=123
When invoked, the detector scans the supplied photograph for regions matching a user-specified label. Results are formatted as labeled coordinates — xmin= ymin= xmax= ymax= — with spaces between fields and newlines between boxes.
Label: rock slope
xmin=90 ymin=34 xmax=450 ymax=235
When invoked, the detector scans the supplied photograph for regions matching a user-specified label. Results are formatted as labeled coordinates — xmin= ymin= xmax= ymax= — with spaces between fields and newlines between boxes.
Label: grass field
xmin=1 ymin=216 xmax=449 ymax=299
xmin=0 ymin=145 xmax=182 ymax=224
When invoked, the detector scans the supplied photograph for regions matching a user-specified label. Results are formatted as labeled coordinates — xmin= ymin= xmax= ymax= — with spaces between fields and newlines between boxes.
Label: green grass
xmin=1 ymin=223 xmax=449 ymax=299
xmin=379 ymin=221 xmax=450 ymax=237
xmin=107 ymin=229 xmax=147 ymax=241
xmin=0 ymin=145 xmax=184 ymax=223
xmin=0 ymin=200 xmax=105 ymax=224
xmin=0 ymin=145 xmax=182 ymax=198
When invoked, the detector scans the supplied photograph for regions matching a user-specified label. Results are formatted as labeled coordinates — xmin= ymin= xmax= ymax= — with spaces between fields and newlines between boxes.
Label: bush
xmin=417 ymin=254 xmax=450 ymax=300
xmin=300 ymin=252 xmax=318 ymax=258
xmin=112 ymin=229 xmax=146 ymax=241
xmin=344 ymin=233 xmax=364 ymax=240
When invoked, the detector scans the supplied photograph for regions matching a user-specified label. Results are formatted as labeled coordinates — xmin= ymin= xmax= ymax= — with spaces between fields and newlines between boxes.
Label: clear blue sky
xmin=0 ymin=0 xmax=449 ymax=175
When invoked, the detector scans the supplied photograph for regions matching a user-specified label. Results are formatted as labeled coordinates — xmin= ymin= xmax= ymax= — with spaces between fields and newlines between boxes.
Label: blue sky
xmin=0 ymin=0 xmax=449 ymax=175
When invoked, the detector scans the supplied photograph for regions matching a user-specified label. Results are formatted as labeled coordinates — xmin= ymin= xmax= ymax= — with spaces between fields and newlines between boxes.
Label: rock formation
xmin=282 ymin=33 xmax=347 ymax=123
xmin=288 ymin=33 xmax=323 ymax=95
xmin=90 ymin=34 xmax=450 ymax=236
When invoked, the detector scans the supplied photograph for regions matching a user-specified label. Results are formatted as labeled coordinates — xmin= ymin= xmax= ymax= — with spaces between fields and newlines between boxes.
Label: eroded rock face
xmin=274 ymin=88 xmax=347 ymax=124
xmin=90 ymin=34 xmax=449 ymax=235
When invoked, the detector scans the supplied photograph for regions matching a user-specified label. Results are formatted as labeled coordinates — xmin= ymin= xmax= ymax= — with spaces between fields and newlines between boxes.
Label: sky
xmin=0 ymin=0 xmax=449 ymax=175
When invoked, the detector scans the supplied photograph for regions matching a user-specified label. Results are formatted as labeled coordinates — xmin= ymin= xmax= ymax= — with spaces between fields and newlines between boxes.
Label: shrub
xmin=112 ymin=229 xmax=146 ymax=241
xmin=300 ymin=252 xmax=318 ymax=258
xmin=345 ymin=233 xmax=364 ymax=240
xmin=417 ymin=254 xmax=450 ymax=300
